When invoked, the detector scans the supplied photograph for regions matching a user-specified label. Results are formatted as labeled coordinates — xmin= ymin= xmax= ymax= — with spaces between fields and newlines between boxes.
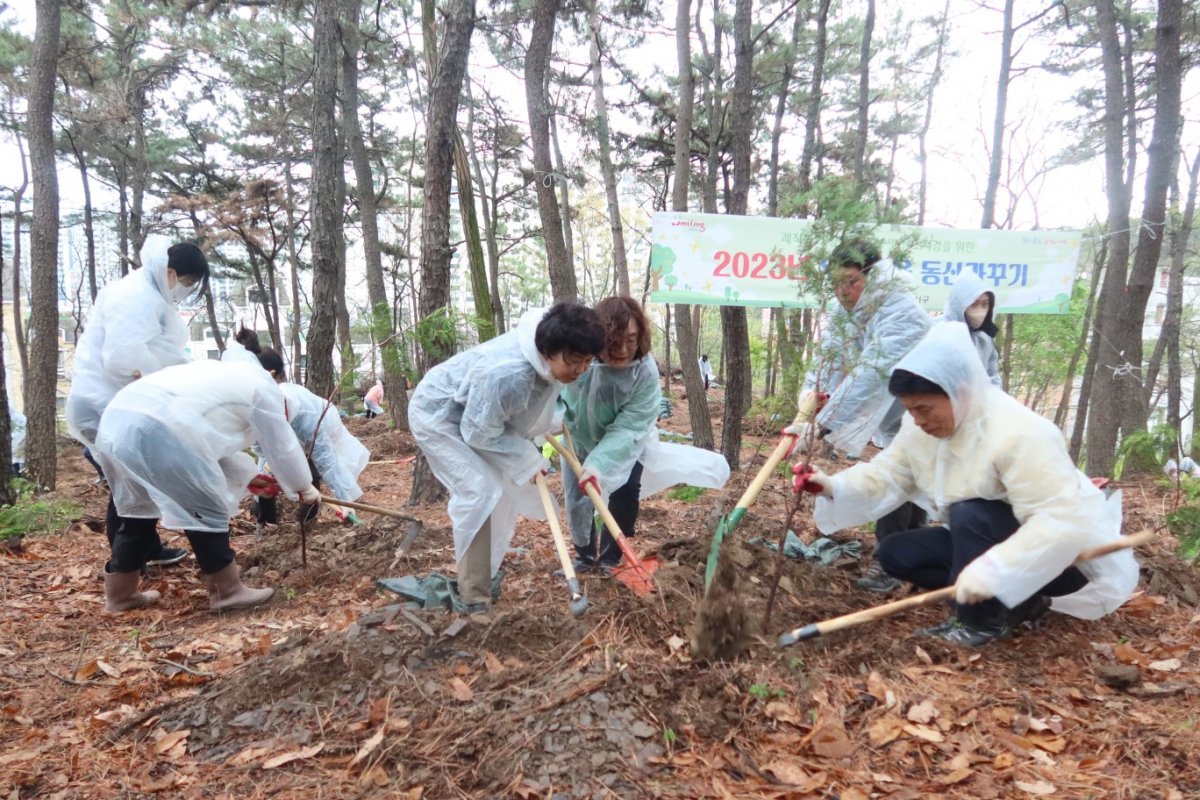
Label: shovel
xmin=534 ymin=473 xmax=590 ymax=618
xmin=704 ymin=391 xmax=824 ymax=591
xmin=544 ymin=433 xmax=657 ymax=597
xmin=778 ymin=529 xmax=1154 ymax=647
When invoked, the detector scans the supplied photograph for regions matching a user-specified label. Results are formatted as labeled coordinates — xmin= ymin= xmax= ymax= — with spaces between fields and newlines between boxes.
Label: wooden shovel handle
xmin=780 ymin=529 xmax=1155 ymax=645
xmin=534 ymin=474 xmax=580 ymax=585
xmin=319 ymin=495 xmax=420 ymax=523
xmin=734 ymin=391 xmax=822 ymax=513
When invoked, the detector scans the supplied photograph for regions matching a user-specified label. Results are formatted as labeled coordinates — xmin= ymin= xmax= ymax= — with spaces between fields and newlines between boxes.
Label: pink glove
xmin=578 ymin=473 xmax=601 ymax=496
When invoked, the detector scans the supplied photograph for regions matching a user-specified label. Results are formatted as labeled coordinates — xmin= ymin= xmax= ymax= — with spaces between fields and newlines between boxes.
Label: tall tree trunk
xmin=980 ymin=0 xmax=1014 ymax=229
xmin=767 ymin=3 xmax=803 ymax=217
xmin=1054 ymin=250 xmax=1104 ymax=430
xmin=284 ymin=154 xmax=305 ymax=382
xmin=588 ymin=1 xmax=630 ymax=297
xmin=1164 ymin=150 xmax=1200 ymax=431
xmin=65 ymin=132 xmax=98 ymax=302
xmin=343 ymin=0 xmax=410 ymax=426
xmin=465 ymin=85 xmax=506 ymax=335
xmin=720 ymin=0 xmax=754 ymax=470
xmin=1145 ymin=151 xmax=1196 ymax=409
xmin=0 ymin=220 xmax=14 ymax=505
xmin=917 ymin=0 xmax=950 ymax=225
xmin=306 ymin=0 xmax=342 ymax=398
xmin=11 ymin=111 xmax=29 ymax=382
xmin=798 ymin=0 xmax=830 ymax=198
xmin=117 ymin=175 xmax=129 ymax=276
xmin=671 ymin=0 xmax=714 ymax=451
xmin=27 ymin=0 xmax=60 ymax=489
xmin=128 ymin=91 xmax=148 ymax=258
xmin=1087 ymin=0 xmax=1182 ymax=474
xmin=525 ymin=0 xmax=576 ymax=302
xmin=411 ymin=0 xmax=476 ymax=504
xmin=851 ymin=0 xmax=875 ymax=187
xmin=453 ymin=127 xmax=494 ymax=342
xmin=549 ymin=106 xmax=575 ymax=276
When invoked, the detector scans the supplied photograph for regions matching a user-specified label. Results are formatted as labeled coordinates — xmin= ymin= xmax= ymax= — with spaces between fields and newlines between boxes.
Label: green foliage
xmin=750 ymin=392 xmax=798 ymax=434
xmin=0 ymin=480 xmax=81 ymax=542
xmin=413 ymin=307 xmax=461 ymax=369
xmin=662 ymin=727 xmax=678 ymax=747
xmin=1005 ymin=278 xmax=1091 ymax=404
xmin=667 ymin=485 xmax=706 ymax=502
xmin=1115 ymin=425 xmax=1178 ymax=479
xmin=1165 ymin=478 xmax=1200 ymax=561
xmin=748 ymin=683 xmax=786 ymax=701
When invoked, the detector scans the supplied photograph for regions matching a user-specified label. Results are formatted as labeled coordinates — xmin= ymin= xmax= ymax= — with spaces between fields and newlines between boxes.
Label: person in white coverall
xmin=66 ymin=236 xmax=210 ymax=569
xmin=408 ymin=303 xmax=606 ymax=614
xmin=561 ymin=297 xmax=729 ymax=572
xmin=792 ymin=323 xmax=1138 ymax=647
xmin=230 ymin=328 xmax=370 ymax=525
xmin=93 ymin=360 xmax=321 ymax=613
xmin=786 ymin=238 xmax=933 ymax=594
xmin=941 ymin=270 xmax=1001 ymax=386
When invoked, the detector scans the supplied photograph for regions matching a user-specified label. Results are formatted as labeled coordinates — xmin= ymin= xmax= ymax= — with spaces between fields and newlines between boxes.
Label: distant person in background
xmin=66 ymin=235 xmax=211 ymax=569
xmin=941 ymin=271 xmax=1001 ymax=386
xmin=698 ymin=354 xmax=714 ymax=391
xmin=364 ymin=379 xmax=385 ymax=419
xmin=1165 ymin=457 xmax=1199 ymax=481
xmin=10 ymin=409 xmax=25 ymax=477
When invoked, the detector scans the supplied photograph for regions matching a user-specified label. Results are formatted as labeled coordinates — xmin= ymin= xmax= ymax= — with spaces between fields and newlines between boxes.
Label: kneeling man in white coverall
xmin=793 ymin=323 xmax=1139 ymax=647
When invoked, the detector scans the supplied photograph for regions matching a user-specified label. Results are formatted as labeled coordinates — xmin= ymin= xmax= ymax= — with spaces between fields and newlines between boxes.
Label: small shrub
xmin=0 ymin=479 xmax=81 ymax=542
xmin=1115 ymin=425 xmax=1177 ymax=479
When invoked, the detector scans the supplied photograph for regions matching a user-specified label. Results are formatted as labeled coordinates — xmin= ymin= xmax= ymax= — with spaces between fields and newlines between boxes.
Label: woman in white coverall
xmin=786 ymin=238 xmax=933 ymax=594
xmin=562 ymin=297 xmax=729 ymax=571
xmin=409 ymin=303 xmax=606 ymax=614
xmin=794 ymin=323 xmax=1138 ymax=647
xmin=231 ymin=328 xmax=370 ymax=524
xmin=93 ymin=359 xmax=321 ymax=613
xmin=941 ymin=270 xmax=1001 ymax=386
xmin=66 ymin=236 xmax=210 ymax=568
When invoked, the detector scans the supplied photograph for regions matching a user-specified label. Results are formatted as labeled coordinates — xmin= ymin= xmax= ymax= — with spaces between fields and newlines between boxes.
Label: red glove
xmin=247 ymin=473 xmax=281 ymax=498
xmin=791 ymin=462 xmax=824 ymax=495
xmin=815 ymin=391 xmax=830 ymax=412
xmin=578 ymin=474 xmax=601 ymax=496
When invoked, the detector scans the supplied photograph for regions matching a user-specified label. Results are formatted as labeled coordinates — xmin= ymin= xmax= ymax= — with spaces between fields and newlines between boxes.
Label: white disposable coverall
xmin=801 ymin=260 xmax=932 ymax=456
xmin=66 ymin=235 xmax=190 ymax=446
xmin=408 ymin=310 xmax=560 ymax=575
xmin=561 ymin=357 xmax=729 ymax=546
xmin=278 ymin=382 xmax=369 ymax=502
xmin=813 ymin=323 xmax=1138 ymax=619
xmin=941 ymin=270 xmax=1001 ymax=387
xmin=94 ymin=360 xmax=315 ymax=532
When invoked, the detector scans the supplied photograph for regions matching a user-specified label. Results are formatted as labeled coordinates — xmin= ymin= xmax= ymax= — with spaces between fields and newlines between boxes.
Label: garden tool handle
xmin=545 ymin=434 xmax=654 ymax=583
xmin=736 ymin=392 xmax=823 ymax=512
xmin=778 ymin=529 xmax=1156 ymax=647
xmin=319 ymin=495 xmax=420 ymax=523
xmin=534 ymin=474 xmax=589 ymax=616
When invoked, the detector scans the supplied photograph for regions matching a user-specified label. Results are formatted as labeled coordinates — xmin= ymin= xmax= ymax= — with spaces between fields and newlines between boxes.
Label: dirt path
xmin=3 ymin=406 xmax=1199 ymax=799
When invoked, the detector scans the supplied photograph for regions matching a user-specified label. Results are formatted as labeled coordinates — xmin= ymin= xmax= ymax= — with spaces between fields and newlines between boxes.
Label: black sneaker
xmin=919 ymin=616 xmax=1010 ymax=647
xmin=914 ymin=615 xmax=961 ymax=638
xmin=1009 ymin=594 xmax=1051 ymax=627
xmin=856 ymin=560 xmax=901 ymax=594
xmin=145 ymin=546 xmax=188 ymax=567
xmin=555 ymin=557 xmax=597 ymax=577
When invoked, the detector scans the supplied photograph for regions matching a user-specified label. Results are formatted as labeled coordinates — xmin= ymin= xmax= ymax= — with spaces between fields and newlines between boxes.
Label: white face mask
xmin=169 ymin=281 xmax=197 ymax=304
xmin=965 ymin=304 xmax=988 ymax=329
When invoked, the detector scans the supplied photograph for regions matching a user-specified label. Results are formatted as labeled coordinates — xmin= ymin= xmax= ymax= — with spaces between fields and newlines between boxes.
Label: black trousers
xmin=108 ymin=519 xmax=234 ymax=575
xmin=575 ymin=462 xmax=643 ymax=566
xmin=253 ymin=459 xmax=322 ymax=524
xmin=875 ymin=498 xmax=1089 ymax=625
xmin=875 ymin=501 xmax=927 ymax=543
xmin=105 ymin=495 xmax=165 ymax=552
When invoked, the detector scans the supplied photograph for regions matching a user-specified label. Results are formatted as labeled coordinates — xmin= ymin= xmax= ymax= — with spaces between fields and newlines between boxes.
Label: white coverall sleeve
xmin=101 ymin=309 xmax=173 ymax=381
xmin=307 ymin=420 xmax=359 ymax=500
xmin=816 ymin=296 xmax=926 ymax=436
xmin=460 ymin=370 xmax=546 ymax=484
xmin=801 ymin=312 xmax=846 ymax=397
xmin=581 ymin=371 xmax=661 ymax=488
xmin=812 ymin=425 xmax=921 ymax=534
xmin=250 ymin=381 xmax=315 ymax=495
xmin=957 ymin=422 xmax=1097 ymax=609
xmin=983 ymin=338 xmax=1002 ymax=387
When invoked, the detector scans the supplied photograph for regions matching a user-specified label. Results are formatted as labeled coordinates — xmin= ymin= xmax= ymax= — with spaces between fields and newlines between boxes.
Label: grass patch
xmin=0 ymin=479 xmax=82 ymax=542
xmin=667 ymin=485 xmax=706 ymax=503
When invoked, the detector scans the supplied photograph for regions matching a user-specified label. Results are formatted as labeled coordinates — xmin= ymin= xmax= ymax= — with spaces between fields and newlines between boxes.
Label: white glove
xmin=954 ymin=569 xmax=994 ymax=605
xmin=298 ymin=485 xmax=321 ymax=505
xmin=528 ymin=459 xmax=552 ymax=484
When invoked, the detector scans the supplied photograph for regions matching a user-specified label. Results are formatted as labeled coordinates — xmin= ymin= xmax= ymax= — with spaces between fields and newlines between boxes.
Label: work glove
xmin=528 ymin=459 xmax=552 ymax=484
xmin=247 ymin=473 xmax=281 ymax=498
xmin=577 ymin=469 xmax=601 ymax=496
xmin=954 ymin=569 xmax=994 ymax=605
xmin=790 ymin=463 xmax=832 ymax=497
xmin=783 ymin=421 xmax=820 ymax=455
xmin=296 ymin=484 xmax=321 ymax=524
xmin=782 ymin=392 xmax=830 ymax=436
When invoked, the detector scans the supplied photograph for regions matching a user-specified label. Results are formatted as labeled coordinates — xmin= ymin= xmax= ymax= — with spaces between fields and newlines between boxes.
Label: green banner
xmin=649 ymin=212 xmax=1081 ymax=314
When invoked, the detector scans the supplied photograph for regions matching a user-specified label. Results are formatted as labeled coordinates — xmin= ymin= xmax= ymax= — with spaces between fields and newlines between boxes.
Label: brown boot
xmin=206 ymin=563 xmax=274 ymax=612
xmin=103 ymin=569 xmax=161 ymax=613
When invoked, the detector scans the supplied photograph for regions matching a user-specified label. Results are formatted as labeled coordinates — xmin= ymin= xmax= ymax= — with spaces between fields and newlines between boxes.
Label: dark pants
xmin=875 ymin=501 xmax=927 ymax=543
xmin=876 ymin=498 xmax=1089 ymax=625
xmin=108 ymin=519 xmax=234 ymax=575
xmin=575 ymin=462 xmax=643 ymax=566
xmin=83 ymin=447 xmax=105 ymax=480
xmin=106 ymin=495 xmax=166 ymax=552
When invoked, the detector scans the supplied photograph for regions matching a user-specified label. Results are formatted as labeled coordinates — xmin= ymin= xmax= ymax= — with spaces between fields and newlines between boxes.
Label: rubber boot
xmin=103 ymin=569 xmax=161 ymax=613
xmin=206 ymin=563 xmax=274 ymax=612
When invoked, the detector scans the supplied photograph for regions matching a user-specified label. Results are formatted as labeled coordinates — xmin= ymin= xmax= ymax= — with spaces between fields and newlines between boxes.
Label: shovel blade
xmin=611 ymin=556 xmax=659 ymax=598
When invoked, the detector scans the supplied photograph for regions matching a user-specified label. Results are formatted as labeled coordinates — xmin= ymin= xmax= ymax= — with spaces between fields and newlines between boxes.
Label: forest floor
xmin=3 ymin=388 xmax=1200 ymax=799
